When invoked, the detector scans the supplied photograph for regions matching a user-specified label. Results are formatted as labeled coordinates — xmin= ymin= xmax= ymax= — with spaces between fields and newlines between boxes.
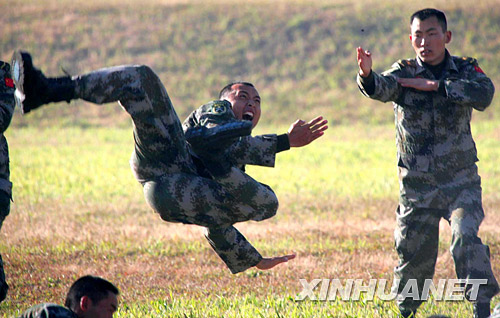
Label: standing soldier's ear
xmin=445 ymin=30 xmax=452 ymax=44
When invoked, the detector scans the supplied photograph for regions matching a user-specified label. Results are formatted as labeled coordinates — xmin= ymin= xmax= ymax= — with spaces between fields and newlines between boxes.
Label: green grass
xmin=1 ymin=123 xmax=499 ymax=317
xmin=8 ymin=126 xmax=141 ymax=203
xmin=8 ymin=124 xmax=398 ymax=204
xmin=9 ymin=122 xmax=500 ymax=205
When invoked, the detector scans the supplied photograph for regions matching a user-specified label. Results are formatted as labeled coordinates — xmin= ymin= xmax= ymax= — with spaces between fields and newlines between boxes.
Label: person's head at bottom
xmin=64 ymin=275 xmax=119 ymax=318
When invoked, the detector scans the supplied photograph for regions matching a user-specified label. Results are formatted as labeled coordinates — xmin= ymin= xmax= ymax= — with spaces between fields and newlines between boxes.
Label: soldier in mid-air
xmin=11 ymin=51 xmax=327 ymax=274
xmin=357 ymin=8 xmax=498 ymax=318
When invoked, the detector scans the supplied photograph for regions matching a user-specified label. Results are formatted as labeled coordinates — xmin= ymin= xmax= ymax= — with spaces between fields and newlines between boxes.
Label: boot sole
xmin=11 ymin=51 xmax=33 ymax=114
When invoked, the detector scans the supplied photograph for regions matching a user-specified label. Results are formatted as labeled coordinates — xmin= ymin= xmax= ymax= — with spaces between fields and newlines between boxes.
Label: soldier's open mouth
xmin=242 ymin=112 xmax=254 ymax=121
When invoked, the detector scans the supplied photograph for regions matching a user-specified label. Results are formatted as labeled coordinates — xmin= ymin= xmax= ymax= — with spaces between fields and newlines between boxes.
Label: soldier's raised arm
xmin=356 ymin=46 xmax=372 ymax=78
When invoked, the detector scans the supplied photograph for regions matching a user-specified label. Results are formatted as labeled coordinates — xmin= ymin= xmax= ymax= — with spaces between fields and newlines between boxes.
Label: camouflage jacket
xmin=183 ymin=100 xmax=288 ymax=170
xmin=0 ymin=62 xmax=15 ymax=198
xmin=18 ymin=303 xmax=77 ymax=318
xmin=357 ymin=51 xmax=494 ymax=172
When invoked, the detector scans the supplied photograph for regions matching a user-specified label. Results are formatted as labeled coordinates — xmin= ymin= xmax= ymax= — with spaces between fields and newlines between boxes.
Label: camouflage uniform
xmin=18 ymin=303 xmax=77 ymax=318
xmin=72 ymin=65 xmax=282 ymax=273
xmin=0 ymin=61 xmax=15 ymax=302
xmin=357 ymin=50 xmax=499 ymax=312
xmin=183 ymin=102 xmax=289 ymax=273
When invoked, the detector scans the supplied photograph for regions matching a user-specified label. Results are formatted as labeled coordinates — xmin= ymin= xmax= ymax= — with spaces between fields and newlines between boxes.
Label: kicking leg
xmin=12 ymin=53 xmax=280 ymax=273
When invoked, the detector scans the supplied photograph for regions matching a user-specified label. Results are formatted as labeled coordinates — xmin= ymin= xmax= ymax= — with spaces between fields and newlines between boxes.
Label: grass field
xmin=2 ymin=0 xmax=500 ymax=317
xmin=1 ymin=122 xmax=499 ymax=317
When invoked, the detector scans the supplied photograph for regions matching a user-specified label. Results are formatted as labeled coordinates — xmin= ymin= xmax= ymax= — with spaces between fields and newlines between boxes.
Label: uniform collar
xmin=415 ymin=50 xmax=457 ymax=76
xmin=445 ymin=50 xmax=459 ymax=73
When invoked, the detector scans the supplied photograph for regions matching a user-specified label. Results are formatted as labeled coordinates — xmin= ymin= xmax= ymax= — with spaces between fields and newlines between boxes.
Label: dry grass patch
xmin=2 ymin=195 xmax=499 ymax=314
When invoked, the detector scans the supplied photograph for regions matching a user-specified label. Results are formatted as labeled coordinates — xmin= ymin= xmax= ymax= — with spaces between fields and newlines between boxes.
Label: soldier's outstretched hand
xmin=256 ymin=254 xmax=296 ymax=270
xmin=357 ymin=47 xmax=372 ymax=77
xmin=287 ymin=116 xmax=328 ymax=148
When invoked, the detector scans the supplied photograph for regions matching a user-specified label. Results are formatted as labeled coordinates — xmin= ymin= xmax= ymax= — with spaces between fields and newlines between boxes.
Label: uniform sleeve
xmin=442 ymin=60 xmax=494 ymax=111
xmin=226 ymin=134 xmax=278 ymax=167
xmin=357 ymin=62 xmax=403 ymax=103
xmin=276 ymin=133 xmax=290 ymax=153
xmin=0 ymin=62 xmax=15 ymax=134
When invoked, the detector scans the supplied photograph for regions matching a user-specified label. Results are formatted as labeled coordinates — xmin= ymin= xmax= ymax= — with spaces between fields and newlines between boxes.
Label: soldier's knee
xmin=258 ymin=194 xmax=279 ymax=221
xmin=263 ymin=207 xmax=277 ymax=220
xmin=135 ymin=65 xmax=158 ymax=81
xmin=263 ymin=184 xmax=279 ymax=208
xmin=136 ymin=64 xmax=153 ymax=74
xmin=267 ymin=186 xmax=279 ymax=207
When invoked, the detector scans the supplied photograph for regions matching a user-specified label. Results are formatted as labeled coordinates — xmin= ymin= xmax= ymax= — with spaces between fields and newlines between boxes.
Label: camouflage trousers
xmin=0 ymin=189 xmax=10 ymax=302
xmin=74 ymin=65 xmax=278 ymax=273
xmin=394 ymin=164 xmax=499 ymax=312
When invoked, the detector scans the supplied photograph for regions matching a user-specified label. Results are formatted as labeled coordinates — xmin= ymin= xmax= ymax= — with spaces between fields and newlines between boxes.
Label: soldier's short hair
xmin=64 ymin=275 xmax=119 ymax=311
xmin=219 ymin=82 xmax=255 ymax=99
xmin=410 ymin=8 xmax=447 ymax=32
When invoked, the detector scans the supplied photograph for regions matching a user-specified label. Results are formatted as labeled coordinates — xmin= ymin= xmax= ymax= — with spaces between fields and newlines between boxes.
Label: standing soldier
xmin=0 ymin=61 xmax=15 ymax=303
xmin=356 ymin=8 xmax=498 ymax=318
xmin=11 ymin=51 xmax=327 ymax=274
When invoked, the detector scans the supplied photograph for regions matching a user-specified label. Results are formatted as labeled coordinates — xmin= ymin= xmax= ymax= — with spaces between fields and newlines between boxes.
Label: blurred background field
xmin=1 ymin=0 xmax=500 ymax=317
xmin=2 ymin=0 xmax=500 ymax=128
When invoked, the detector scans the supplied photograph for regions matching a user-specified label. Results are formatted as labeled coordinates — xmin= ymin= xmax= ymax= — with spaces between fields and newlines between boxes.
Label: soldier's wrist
xmin=359 ymin=69 xmax=372 ymax=78
xmin=276 ymin=134 xmax=290 ymax=153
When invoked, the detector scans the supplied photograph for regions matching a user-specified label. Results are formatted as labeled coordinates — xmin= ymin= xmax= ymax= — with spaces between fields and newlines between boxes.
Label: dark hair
xmin=218 ymin=81 xmax=255 ymax=99
xmin=410 ymin=8 xmax=447 ymax=32
xmin=64 ymin=275 xmax=119 ymax=310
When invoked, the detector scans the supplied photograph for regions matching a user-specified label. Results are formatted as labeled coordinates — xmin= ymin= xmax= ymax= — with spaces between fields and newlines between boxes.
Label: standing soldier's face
xmin=410 ymin=16 xmax=451 ymax=66
xmin=223 ymin=83 xmax=261 ymax=129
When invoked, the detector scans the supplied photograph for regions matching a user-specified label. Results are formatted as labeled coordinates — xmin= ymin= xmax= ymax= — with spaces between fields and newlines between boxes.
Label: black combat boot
xmin=473 ymin=302 xmax=491 ymax=318
xmin=11 ymin=51 xmax=75 ymax=114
